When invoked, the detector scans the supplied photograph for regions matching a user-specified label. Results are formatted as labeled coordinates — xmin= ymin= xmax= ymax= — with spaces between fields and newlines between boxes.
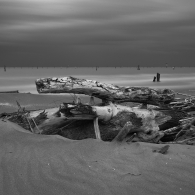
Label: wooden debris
xmin=153 ymin=145 xmax=170 ymax=154
xmin=112 ymin=122 xmax=134 ymax=143
xmin=93 ymin=117 xmax=101 ymax=140
xmin=35 ymin=76 xmax=175 ymax=106
xmin=1 ymin=76 xmax=195 ymax=145
xmin=1 ymin=99 xmax=188 ymax=143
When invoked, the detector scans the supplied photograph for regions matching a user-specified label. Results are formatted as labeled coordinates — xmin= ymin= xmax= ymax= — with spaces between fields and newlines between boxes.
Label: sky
xmin=0 ymin=0 xmax=195 ymax=67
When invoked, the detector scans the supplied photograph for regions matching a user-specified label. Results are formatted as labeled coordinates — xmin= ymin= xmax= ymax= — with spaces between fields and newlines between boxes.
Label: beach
xmin=0 ymin=67 xmax=195 ymax=194
xmin=1 ymin=119 xmax=195 ymax=195
xmin=0 ymin=67 xmax=195 ymax=94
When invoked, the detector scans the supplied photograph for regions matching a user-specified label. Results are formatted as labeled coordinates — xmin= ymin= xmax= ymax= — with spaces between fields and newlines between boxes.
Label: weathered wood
xmin=132 ymin=131 xmax=165 ymax=143
xmin=28 ymin=108 xmax=68 ymax=134
xmin=60 ymin=102 xmax=173 ymax=133
xmin=93 ymin=117 xmax=101 ymax=140
xmin=112 ymin=121 xmax=133 ymax=143
xmin=6 ymin=101 xmax=175 ymax=138
xmin=35 ymin=76 xmax=175 ymax=106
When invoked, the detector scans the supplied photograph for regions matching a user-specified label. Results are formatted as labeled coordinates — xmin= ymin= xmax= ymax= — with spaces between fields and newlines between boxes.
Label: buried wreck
xmin=1 ymin=76 xmax=195 ymax=145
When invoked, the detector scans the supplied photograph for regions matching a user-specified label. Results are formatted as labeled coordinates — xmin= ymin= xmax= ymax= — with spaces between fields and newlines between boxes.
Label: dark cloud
xmin=0 ymin=0 xmax=195 ymax=67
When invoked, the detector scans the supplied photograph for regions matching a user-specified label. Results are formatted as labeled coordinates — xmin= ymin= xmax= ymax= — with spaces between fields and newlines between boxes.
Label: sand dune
xmin=0 ymin=120 xmax=195 ymax=195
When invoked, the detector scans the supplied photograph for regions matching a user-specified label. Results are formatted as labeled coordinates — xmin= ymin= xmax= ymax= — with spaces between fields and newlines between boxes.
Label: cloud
xmin=1 ymin=0 xmax=195 ymax=40
xmin=0 ymin=0 xmax=195 ymax=67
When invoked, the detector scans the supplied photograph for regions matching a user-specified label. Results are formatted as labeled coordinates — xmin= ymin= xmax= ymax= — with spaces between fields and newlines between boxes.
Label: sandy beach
xmin=1 ymin=0 xmax=195 ymax=192
xmin=0 ymin=119 xmax=195 ymax=195
xmin=1 ymin=69 xmax=195 ymax=194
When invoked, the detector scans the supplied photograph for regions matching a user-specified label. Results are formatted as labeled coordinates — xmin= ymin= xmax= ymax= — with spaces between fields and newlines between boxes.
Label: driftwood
xmin=2 ymin=101 xmax=194 ymax=143
xmin=35 ymin=76 xmax=175 ymax=106
xmin=10 ymin=103 xmax=170 ymax=134
xmin=112 ymin=122 xmax=134 ymax=143
xmin=3 ymin=100 xmax=187 ymax=143
xmin=1 ymin=76 xmax=195 ymax=144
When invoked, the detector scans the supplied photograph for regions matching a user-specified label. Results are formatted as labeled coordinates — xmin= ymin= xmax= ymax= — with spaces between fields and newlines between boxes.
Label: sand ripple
xmin=1 ymin=120 xmax=195 ymax=195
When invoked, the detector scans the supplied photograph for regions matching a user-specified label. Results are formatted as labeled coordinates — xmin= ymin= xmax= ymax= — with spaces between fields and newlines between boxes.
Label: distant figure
xmin=4 ymin=66 xmax=6 ymax=72
xmin=137 ymin=65 xmax=140 ymax=70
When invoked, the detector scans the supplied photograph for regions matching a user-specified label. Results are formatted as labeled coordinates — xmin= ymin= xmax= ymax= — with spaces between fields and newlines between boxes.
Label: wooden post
xmin=93 ymin=117 xmax=101 ymax=140
xmin=153 ymin=76 xmax=156 ymax=82
xmin=157 ymin=73 xmax=160 ymax=82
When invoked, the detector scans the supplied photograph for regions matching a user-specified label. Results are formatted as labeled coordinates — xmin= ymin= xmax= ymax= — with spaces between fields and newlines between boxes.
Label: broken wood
xmin=35 ymin=76 xmax=175 ymax=106
xmin=112 ymin=121 xmax=133 ymax=143
xmin=93 ymin=117 xmax=101 ymax=140
xmin=3 ymin=100 xmax=186 ymax=144
xmin=2 ymin=76 xmax=195 ymax=144
xmin=26 ymin=108 xmax=68 ymax=134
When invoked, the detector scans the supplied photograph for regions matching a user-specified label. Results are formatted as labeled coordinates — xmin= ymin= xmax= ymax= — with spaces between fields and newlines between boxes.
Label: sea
xmin=0 ymin=67 xmax=195 ymax=96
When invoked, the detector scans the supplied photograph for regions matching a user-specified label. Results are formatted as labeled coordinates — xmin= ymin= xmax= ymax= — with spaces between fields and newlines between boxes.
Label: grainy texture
xmin=1 ymin=120 xmax=195 ymax=195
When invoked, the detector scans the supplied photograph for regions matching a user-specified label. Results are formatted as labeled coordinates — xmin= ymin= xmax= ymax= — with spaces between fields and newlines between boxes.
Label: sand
xmin=0 ymin=119 xmax=195 ymax=195
xmin=1 ymin=93 xmax=195 ymax=194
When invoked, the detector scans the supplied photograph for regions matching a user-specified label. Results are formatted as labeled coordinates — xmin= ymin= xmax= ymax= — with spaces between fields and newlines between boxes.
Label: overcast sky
xmin=0 ymin=0 xmax=195 ymax=67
